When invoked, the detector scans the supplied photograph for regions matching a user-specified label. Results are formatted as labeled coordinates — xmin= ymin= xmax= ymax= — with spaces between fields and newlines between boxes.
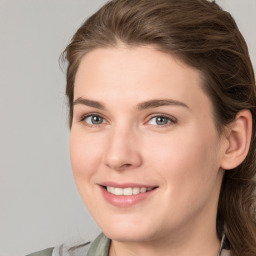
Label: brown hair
xmin=61 ymin=0 xmax=256 ymax=255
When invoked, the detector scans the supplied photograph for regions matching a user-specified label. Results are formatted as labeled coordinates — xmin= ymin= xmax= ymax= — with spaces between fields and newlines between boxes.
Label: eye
xmin=148 ymin=115 xmax=176 ymax=126
xmin=82 ymin=114 xmax=106 ymax=125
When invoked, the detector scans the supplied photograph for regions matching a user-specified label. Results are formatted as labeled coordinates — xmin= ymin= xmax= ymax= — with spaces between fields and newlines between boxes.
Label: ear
xmin=220 ymin=109 xmax=252 ymax=170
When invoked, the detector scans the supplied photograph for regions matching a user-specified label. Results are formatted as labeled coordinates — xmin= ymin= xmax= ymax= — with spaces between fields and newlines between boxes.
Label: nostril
xmin=123 ymin=163 xmax=132 ymax=167
xmin=116 ymin=163 xmax=133 ymax=171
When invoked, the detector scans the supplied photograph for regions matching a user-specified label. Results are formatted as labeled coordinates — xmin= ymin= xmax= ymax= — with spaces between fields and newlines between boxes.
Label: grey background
xmin=0 ymin=0 xmax=255 ymax=255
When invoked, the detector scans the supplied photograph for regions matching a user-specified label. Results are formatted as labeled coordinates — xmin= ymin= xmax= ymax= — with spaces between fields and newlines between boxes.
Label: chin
xmin=104 ymin=229 xmax=152 ymax=243
xmin=99 ymin=218 xmax=160 ymax=242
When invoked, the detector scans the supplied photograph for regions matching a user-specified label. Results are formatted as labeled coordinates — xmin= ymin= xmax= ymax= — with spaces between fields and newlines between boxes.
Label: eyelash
xmin=79 ymin=113 xmax=177 ymax=128
xmin=79 ymin=113 xmax=107 ymax=127
xmin=146 ymin=113 xmax=177 ymax=127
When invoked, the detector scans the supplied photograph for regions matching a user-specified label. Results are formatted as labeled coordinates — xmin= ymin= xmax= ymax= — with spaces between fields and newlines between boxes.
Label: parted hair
xmin=61 ymin=0 xmax=256 ymax=255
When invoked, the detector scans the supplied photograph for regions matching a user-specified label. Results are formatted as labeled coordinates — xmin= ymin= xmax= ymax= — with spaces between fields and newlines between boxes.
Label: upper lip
xmin=99 ymin=182 xmax=158 ymax=189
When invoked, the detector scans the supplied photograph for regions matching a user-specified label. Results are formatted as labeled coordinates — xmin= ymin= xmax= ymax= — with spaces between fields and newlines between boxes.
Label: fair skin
xmin=70 ymin=46 xmax=252 ymax=256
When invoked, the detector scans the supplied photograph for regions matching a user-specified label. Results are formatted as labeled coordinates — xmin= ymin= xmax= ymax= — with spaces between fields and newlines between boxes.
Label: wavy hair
xmin=61 ymin=0 xmax=256 ymax=255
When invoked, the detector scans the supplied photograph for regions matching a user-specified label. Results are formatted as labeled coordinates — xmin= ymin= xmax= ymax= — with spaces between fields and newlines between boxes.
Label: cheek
xmin=69 ymin=131 xmax=102 ymax=184
xmin=144 ymin=127 xmax=221 ymax=198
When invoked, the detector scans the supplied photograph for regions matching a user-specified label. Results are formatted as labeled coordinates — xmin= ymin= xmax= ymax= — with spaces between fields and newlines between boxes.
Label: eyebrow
xmin=73 ymin=97 xmax=105 ymax=109
xmin=73 ymin=97 xmax=189 ymax=110
xmin=137 ymin=99 xmax=189 ymax=110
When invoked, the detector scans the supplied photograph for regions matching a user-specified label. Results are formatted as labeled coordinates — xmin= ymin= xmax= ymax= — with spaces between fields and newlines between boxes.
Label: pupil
xmin=156 ymin=117 xmax=167 ymax=125
xmin=92 ymin=116 xmax=102 ymax=124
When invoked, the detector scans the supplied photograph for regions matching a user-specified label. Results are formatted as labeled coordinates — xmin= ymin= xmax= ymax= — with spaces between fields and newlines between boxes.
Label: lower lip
xmin=100 ymin=186 xmax=157 ymax=207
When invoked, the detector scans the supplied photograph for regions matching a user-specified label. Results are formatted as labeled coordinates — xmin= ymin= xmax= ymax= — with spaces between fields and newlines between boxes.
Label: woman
xmin=28 ymin=0 xmax=256 ymax=255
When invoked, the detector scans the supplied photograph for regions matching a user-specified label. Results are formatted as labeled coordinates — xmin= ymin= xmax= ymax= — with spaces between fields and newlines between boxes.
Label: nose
xmin=103 ymin=127 xmax=142 ymax=171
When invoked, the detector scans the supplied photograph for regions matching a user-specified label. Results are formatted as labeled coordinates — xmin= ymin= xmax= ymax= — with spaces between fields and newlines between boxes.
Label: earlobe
xmin=220 ymin=110 xmax=252 ymax=170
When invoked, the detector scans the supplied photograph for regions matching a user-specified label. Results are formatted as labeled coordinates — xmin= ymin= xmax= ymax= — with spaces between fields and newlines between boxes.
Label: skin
xmin=70 ymin=46 xmax=231 ymax=256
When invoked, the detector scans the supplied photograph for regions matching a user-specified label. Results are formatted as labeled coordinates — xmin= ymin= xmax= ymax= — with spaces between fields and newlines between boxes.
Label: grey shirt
xmin=27 ymin=233 xmax=230 ymax=256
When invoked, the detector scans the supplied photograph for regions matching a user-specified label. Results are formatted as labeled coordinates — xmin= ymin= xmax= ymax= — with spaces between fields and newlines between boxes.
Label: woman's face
xmin=70 ymin=46 xmax=227 ymax=243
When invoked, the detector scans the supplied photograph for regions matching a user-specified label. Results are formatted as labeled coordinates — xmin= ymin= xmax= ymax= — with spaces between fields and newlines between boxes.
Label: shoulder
xmin=26 ymin=247 xmax=54 ymax=256
xmin=53 ymin=241 xmax=91 ymax=256
xmin=27 ymin=242 xmax=91 ymax=256
xmin=26 ymin=233 xmax=109 ymax=256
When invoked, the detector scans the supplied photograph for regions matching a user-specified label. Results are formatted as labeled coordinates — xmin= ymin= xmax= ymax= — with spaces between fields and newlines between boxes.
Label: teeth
xmin=115 ymin=188 xmax=123 ymax=195
xmin=132 ymin=187 xmax=140 ymax=195
xmin=140 ymin=187 xmax=146 ymax=193
xmin=124 ymin=188 xmax=132 ymax=196
xmin=106 ymin=186 xmax=153 ymax=196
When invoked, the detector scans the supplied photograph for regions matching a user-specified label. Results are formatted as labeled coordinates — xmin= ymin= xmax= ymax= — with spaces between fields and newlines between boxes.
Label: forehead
xmin=74 ymin=46 xmax=213 ymax=116
xmin=75 ymin=46 xmax=202 ymax=91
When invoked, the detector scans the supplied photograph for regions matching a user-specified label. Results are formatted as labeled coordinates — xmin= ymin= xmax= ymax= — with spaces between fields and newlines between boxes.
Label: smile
xmin=99 ymin=183 xmax=158 ymax=207
xmin=106 ymin=186 xmax=154 ymax=196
